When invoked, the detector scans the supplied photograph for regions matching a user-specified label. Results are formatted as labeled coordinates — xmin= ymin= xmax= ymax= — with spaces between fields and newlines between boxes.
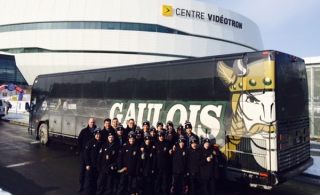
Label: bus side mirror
xmin=25 ymin=102 xmax=30 ymax=112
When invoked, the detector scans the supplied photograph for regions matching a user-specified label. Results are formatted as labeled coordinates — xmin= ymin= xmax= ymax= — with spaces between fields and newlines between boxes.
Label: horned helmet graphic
xmin=217 ymin=58 xmax=276 ymax=161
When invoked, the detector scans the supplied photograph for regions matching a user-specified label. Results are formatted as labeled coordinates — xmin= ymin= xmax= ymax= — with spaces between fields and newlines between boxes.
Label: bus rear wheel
xmin=39 ymin=123 xmax=49 ymax=145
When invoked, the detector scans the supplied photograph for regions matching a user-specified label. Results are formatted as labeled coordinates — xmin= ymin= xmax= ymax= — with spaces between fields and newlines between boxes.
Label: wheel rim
xmin=40 ymin=124 xmax=48 ymax=144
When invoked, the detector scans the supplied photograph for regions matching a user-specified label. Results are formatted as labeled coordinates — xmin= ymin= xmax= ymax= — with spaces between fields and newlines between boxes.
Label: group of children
xmin=80 ymin=118 xmax=218 ymax=195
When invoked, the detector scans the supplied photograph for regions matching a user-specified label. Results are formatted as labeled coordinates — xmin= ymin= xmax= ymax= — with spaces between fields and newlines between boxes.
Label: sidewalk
xmin=1 ymin=112 xmax=29 ymax=127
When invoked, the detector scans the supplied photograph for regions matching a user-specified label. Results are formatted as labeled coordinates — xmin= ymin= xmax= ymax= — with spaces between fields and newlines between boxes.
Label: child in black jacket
xmin=198 ymin=138 xmax=217 ymax=195
xmin=171 ymin=136 xmax=189 ymax=195
xmin=84 ymin=128 xmax=104 ymax=195
xmin=117 ymin=131 xmax=141 ymax=195
xmin=139 ymin=133 xmax=156 ymax=195
xmin=96 ymin=132 xmax=119 ymax=195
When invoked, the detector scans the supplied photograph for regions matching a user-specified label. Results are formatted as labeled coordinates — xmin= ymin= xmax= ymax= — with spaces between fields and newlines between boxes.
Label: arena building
xmin=0 ymin=0 xmax=263 ymax=85
xmin=304 ymin=57 xmax=320 ymax=138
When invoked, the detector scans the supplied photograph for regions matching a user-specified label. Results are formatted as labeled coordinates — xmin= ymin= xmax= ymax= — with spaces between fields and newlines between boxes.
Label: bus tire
xmin=39 ymin=123 xmax=49 ymax=145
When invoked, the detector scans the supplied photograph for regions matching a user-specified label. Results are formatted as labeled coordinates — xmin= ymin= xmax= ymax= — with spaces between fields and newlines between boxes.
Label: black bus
xmin=26 ymin=50 xmax=313 ymax=189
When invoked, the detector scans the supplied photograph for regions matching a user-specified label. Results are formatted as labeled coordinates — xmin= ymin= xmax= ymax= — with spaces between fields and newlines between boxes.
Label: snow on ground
xmin=311 ymin=148 xmax=320 ymax=152
xmin=311 ymin=141 xmax=320 ymax=145
xmin=0 ymin=189 xmax=11 ymax=195
xmin=304 ymin=156 xmax=320 ymax=176
xmin=2 ymin=114 xmax=23 ymax=120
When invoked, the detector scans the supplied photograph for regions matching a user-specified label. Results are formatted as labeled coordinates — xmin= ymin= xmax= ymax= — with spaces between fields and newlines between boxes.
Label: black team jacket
xmin=78 ymin=125 xmax=96 ymax=153
xmin=84 ymin=138 xmax=104 ymax=168
xmin=188 ymin=147 xmax=201 ymax=177
xmin=198 ymin=146 xmax=216 ymax=180
xmin=140 ymin=143 xmax=156 ymax=177
xmin=155 ymin=139 xmax=172 ymax=169
xmin=97 ymin=141 xmax=119 ymax=173
xmin=172 ymin=145 xmax=189 ymax=174
xmin=100 ymin=127 xmax=116 ymax=142
xmin=114 ymin=135 xmax=127 ymax=149
xmin=118 ymin=141 xmax=141 ymax=176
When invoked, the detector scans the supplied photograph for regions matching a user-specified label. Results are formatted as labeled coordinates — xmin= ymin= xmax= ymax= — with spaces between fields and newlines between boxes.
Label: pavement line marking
xmin=6 ymin=161 xmax=33 ymax=168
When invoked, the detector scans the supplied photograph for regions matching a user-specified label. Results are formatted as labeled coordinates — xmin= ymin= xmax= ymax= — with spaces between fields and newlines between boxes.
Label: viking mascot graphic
xmin=218 ymin=58 xmax=276 ymax=170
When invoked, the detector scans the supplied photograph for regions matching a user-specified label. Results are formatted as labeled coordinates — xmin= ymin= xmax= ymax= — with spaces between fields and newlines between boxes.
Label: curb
xmin=294 ymin=173 xmax=320 ymax=185
xmin=299 ymin=172 xmax=320 ymax=180
xmin=9 ymin=120 xmax=29 ymax=127
xmin=1 ymin=118 xmax=29 ymax=127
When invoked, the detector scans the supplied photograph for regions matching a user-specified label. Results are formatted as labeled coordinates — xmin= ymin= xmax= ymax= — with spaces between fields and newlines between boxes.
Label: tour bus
xmin=26 ymin=50 xmax=313 ymax=189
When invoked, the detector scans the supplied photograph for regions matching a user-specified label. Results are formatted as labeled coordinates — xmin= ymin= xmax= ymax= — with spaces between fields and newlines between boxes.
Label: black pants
xmin=189 ymin=175 xmax=201 ymax=195
xmin=96 ymin=172 xmax=115 ymax=195
xmin=155 ymin=168 xmax=170 ymax=195
xmin=113 ymin=172 xmax=120 ymax=194
xmin=79 ymin=152 xmax=86 ymax=188
xmin=117 ymin=173 xmax=137 ymax=195
xmin=171 ymin=173 xmax=187 ymax=195
xmin=85 ymin=167 xmax=99 ymax=195
xmin=139 ymin=175 xmax=154 ymax=195
xmin=202 ymin=177 xmax=215 ymax=195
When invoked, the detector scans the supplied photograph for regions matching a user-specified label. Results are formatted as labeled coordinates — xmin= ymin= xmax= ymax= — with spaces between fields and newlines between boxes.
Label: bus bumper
xmin=272 ymin=157 xmax=314 ymax=185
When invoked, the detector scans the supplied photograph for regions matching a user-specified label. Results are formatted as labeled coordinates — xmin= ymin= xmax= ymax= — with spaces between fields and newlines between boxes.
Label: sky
xmin=197 ymin=0 xmax=320 ymax=58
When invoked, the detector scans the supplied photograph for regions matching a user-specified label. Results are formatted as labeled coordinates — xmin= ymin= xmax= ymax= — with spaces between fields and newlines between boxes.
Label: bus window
xmin=31 ymin=77 xmax=47 ymax=112
xmin=81 ymin=71 xmax=106 ymax=99
xmin=61 ymin=74 xmax=82 ymax=98
xmin=133 ymin=65 xmax=168 ymax=100
xmin=168 ymin=61 xmax=214 ymax=101
xmin=33 ymin=77 xmax=47 ymax=100
xmin=106 ymin=68 xmax=133 ymax=100
xmin=47 ymin=76 xmax=62 ymax=98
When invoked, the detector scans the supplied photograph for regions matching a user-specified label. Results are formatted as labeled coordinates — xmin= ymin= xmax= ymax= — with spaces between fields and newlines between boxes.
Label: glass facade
xmin=0 ymin=21 xmax=256 ymax=51
xmin=306 ymin=64 xmax=320 ymax=137
xmin=0 ymin=53 xmax=28 ymax=87
xmin=0 ymin=48 xmax=192 ymax=59
xmin=0 ymin=21 xmax=185 ymax=34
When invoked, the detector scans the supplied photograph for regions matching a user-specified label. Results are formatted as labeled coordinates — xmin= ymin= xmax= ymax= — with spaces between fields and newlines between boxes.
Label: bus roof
xmin=35 ymin=50 xmax=300 ymax=78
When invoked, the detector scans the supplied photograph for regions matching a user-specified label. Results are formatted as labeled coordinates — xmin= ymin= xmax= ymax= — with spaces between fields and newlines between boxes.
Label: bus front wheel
xmin=39 ymin=123 xmax=49 ymax=145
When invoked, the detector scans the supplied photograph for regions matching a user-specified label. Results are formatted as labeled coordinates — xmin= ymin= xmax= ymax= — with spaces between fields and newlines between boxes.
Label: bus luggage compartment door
xmin=49 ymin=114 xmax=62 ymax=134
xmin=62 ymin=116 xmax=76 ymax=137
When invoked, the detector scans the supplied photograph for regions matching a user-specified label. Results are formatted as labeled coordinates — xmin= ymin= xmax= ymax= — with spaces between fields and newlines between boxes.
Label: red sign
xmin=0 ymin=85 xmax=5 ymax=91
xmin=15 ymin=86 xmax=24 ymax=93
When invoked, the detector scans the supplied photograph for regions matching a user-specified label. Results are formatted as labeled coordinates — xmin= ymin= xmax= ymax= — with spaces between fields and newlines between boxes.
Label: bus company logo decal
xmin=55 ymin=99 xmax=61 ymax=110
xmin=162 ymin=5 xmax=173 ymax=17
xmin=218 ymin=58 xmax=276 ymax=169
xmin=63 ymin=101 xmax=68 ymax=111
xmin=41 ymin=101 xmax=48 ymax=111
xmin=109 ymin=100 xmax=227 ymax=140
xmin=62 ymin=101 xmax=77 ymax=111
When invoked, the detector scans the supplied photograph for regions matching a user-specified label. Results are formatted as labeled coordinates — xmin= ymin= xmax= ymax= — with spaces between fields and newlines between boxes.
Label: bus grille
xmin=278 ymin=142 xmax=310 ymax=171
xmin=227 ymin=137 xmax=267 ymax=172
xmin=277 ymin=117 xmax=310 ymax=172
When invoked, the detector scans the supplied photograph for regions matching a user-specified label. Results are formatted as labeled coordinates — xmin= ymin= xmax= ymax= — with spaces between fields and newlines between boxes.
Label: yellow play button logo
xmin=162 ymin=5 xmax=173 ymax=17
